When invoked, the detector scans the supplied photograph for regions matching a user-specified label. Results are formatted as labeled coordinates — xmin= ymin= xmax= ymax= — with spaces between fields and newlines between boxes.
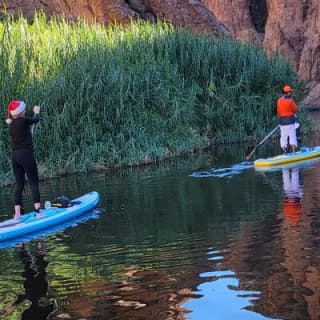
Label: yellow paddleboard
xmin=254 ymin=146 xmax=320 ymax=168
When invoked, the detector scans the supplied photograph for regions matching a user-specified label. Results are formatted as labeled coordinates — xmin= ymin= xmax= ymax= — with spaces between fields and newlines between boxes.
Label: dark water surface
xmin=1 ymin=135 xmax=320 ymax=319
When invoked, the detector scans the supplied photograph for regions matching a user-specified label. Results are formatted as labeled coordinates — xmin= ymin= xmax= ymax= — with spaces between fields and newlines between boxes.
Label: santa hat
xmin=5 ymin=100 xmax=26 ymax=124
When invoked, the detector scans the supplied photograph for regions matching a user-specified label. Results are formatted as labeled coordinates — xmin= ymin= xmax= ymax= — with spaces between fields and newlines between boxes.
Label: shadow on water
xmin=0 ymin=240 xmax=55 ymax=319
xmin=1 ymin=125 xmax=320 ymax=319
xmin=14 ymin=240 xmax=55 ymax=319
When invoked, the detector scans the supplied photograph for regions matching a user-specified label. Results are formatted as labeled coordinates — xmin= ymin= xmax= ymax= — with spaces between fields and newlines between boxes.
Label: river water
xmin=1 ymin=116 xmax=320 ymax=320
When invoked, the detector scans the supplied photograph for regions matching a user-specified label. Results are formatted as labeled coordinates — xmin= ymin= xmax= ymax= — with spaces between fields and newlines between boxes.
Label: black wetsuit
xmin=9 ymin=115 xmax=40 ymax=206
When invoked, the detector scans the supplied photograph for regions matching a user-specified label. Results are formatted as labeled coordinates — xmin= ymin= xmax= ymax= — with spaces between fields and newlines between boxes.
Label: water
xmin=1 ymin=139 xmax=320 ymax=319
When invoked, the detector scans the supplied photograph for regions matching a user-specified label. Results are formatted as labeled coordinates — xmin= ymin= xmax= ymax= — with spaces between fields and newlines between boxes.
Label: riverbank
xmin=0 ymin=13 xmax=309 ymax=186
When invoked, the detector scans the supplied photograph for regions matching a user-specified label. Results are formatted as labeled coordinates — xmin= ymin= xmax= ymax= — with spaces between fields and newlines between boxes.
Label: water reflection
xmin=0 ymin=240 xmax=55 ymax=319
xmin=1 ymin=144 xmax=320 ymax=320
xmin=282 ymin=168 xmax=303 ymax=226
xmin=185 ymin=269 xmax=270 ymax=320
xmin=184 ymin=164 xmax=320 ymax=320
xmin=15 ymin=240 xmax=55 ymax=319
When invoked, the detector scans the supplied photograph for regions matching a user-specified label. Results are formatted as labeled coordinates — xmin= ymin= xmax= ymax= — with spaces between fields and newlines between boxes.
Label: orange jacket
xmin=277 ymin=96 xmax=298 ymax=117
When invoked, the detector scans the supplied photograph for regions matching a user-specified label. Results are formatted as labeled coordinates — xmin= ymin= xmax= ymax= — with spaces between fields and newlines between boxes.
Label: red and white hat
xmin=5 ymin=100 xmax=26 ymax=124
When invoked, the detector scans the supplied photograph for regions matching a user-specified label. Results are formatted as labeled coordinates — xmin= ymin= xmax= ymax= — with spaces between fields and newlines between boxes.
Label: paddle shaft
xmin=245 ymin=125 xmax=279 ymax=160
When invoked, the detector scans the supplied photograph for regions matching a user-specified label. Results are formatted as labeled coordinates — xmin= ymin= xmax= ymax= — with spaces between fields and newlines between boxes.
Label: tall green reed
xmin=0 ymin=13 xmax=307 ymax=184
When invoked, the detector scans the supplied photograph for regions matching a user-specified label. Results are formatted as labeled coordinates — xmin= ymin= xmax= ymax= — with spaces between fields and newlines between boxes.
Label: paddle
xmin=245 ymin=125 xmax=280 ymax=161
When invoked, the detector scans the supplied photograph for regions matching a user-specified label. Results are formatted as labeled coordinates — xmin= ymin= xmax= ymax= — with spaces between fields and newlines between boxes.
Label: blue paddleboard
xmin=0 ymin=191 xmax=100 ymax=242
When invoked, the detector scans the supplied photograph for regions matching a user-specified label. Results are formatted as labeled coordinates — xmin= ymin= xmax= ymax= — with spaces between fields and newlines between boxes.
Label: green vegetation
xmin=0 ymin=13 xmax=308 ymax=185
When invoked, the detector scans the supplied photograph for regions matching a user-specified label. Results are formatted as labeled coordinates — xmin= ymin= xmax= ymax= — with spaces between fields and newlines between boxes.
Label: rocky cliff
xmin=204 ymin=0 xmax=320 ymax=108
xmin=1 ymin=0 xmax=320 ymax=107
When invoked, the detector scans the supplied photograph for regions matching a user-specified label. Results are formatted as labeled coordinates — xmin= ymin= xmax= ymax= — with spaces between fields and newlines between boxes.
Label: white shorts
xmin=280 ymin=124 xmax=297 ymax=148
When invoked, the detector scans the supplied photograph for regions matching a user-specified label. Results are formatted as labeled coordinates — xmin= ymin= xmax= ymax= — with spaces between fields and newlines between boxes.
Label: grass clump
xmin=0 ymin=12 xmax=308 ymax=184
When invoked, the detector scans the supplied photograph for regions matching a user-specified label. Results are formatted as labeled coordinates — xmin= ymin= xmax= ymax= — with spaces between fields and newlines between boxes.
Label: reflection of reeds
xmin=0 ymin=13 xmax=308 ymax=183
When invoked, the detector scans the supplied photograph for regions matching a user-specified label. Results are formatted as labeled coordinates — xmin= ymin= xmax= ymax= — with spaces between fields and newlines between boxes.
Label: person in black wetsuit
xmin=6 ymin=100 xmax=41 ymax=219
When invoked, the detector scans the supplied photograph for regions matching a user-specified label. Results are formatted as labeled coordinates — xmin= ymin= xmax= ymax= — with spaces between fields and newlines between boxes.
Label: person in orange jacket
xmin=276 ymin=85 xmax=298 ymax=153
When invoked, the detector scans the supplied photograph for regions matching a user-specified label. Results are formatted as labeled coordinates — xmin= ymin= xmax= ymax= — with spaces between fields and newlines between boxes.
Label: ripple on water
xmin=2 ymin=152 xmax=320 ymax=319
